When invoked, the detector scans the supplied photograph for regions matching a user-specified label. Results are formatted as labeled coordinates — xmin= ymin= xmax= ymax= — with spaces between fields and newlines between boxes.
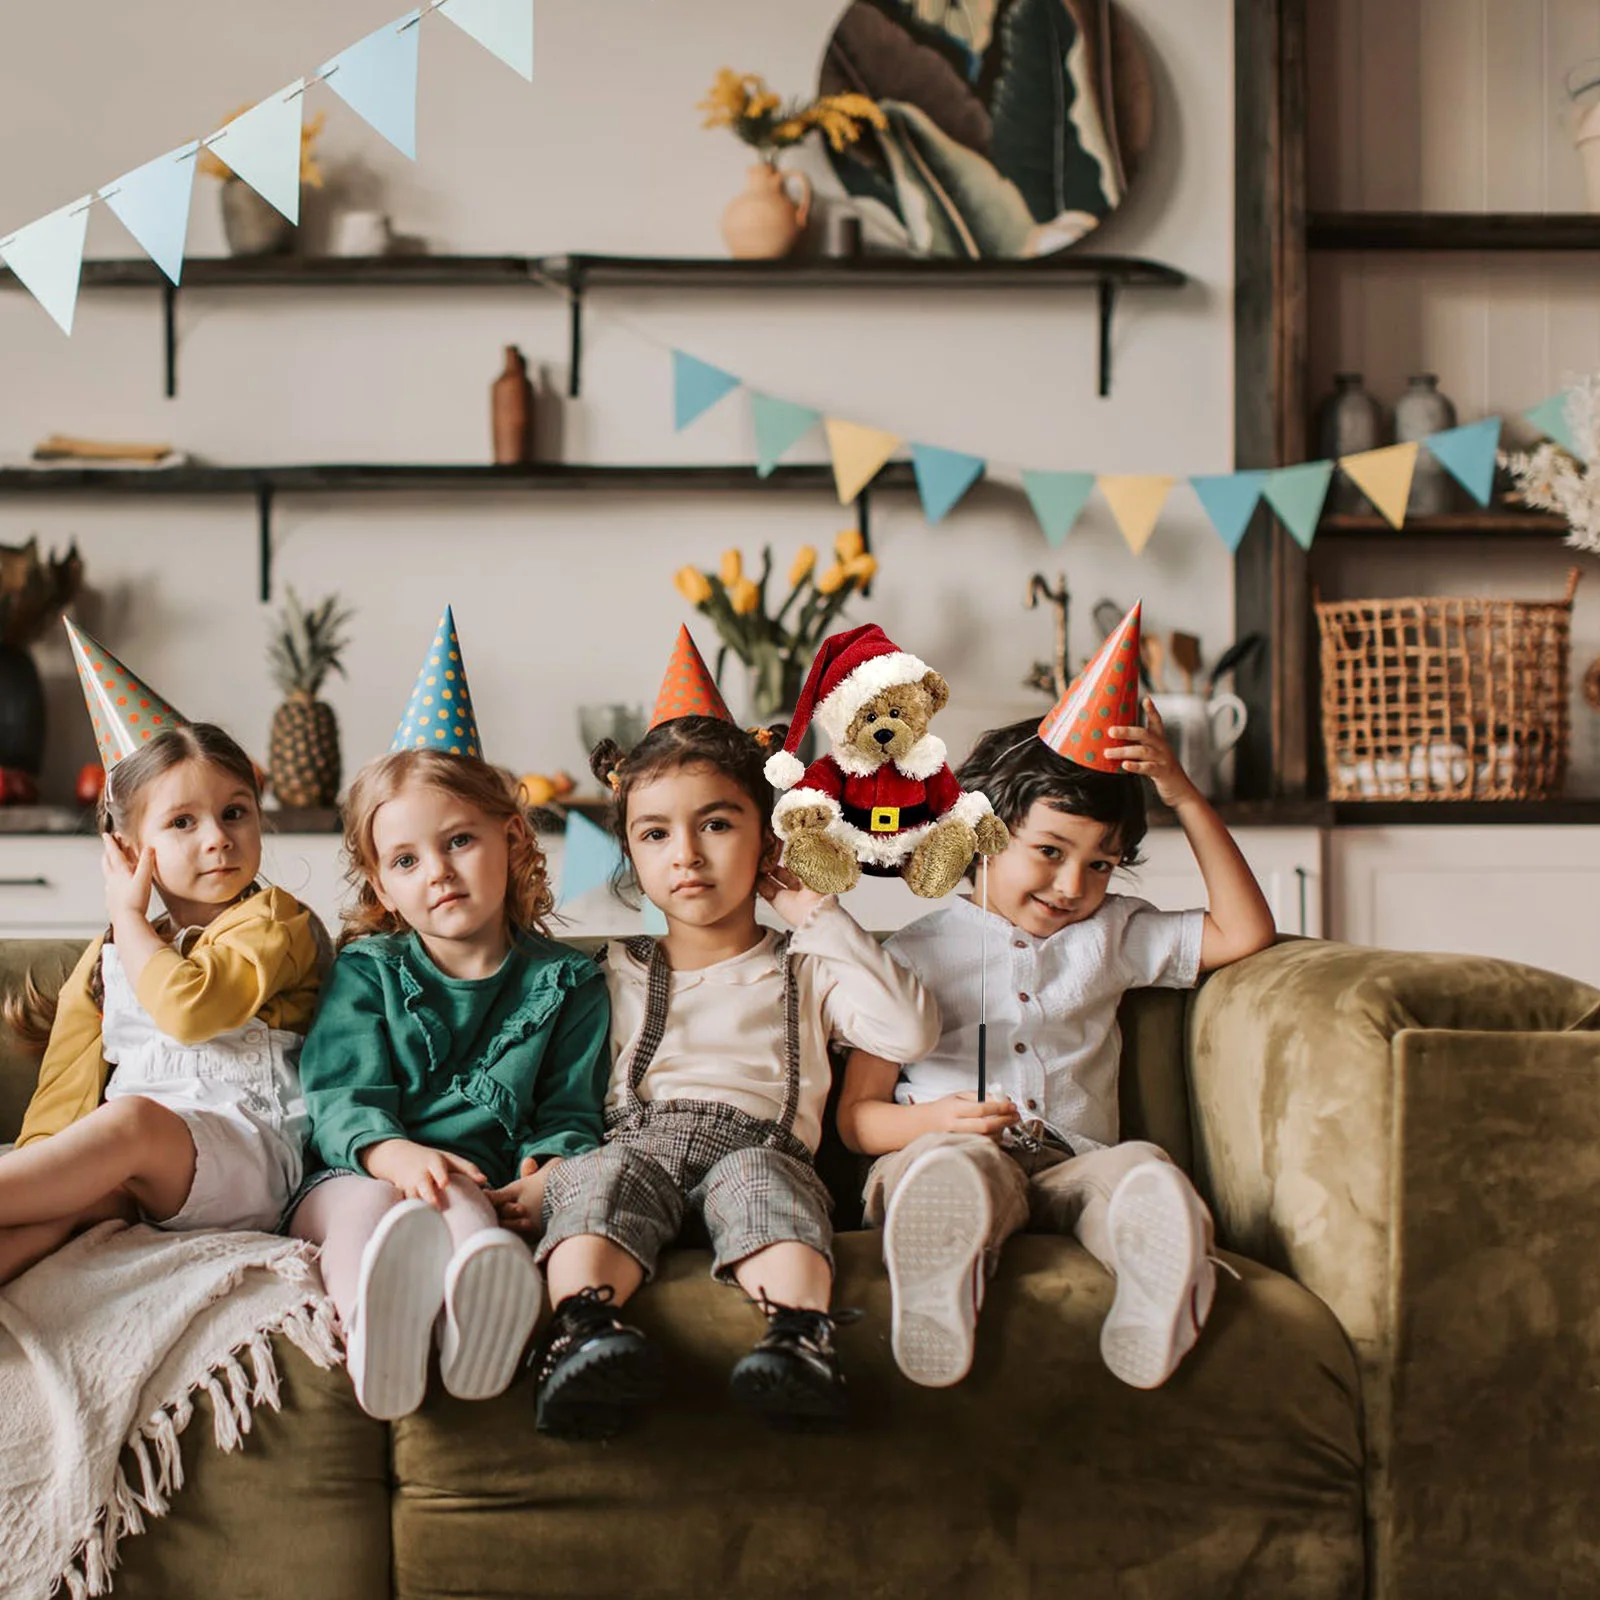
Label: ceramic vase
xmin=1395 ymin=374 xmax=1458 ymax=515
xmin=491 ymin=345 xmax=535 ymax=465
xmin=1316 ymin=374 xmax=1385 ymax=514
xmin=0 ymin=644 xmax=45 ymax=774
xmin=220 ymin=180 xmax=295 ymax=257
xmin=720 ymin=165 xmax=812 ymax=260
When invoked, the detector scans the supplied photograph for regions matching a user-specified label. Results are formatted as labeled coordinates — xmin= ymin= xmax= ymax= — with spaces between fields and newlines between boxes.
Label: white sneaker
xmin=438 ymin=1228 xmax=543 ymax=1401
xmin=883 ymin=1147 xmax=991 ymax=1388
xmin=1101 ymin=1160 xmax=1215 ymax=1389
xmin=346 ymin=1199 xmax=453 ymax=1420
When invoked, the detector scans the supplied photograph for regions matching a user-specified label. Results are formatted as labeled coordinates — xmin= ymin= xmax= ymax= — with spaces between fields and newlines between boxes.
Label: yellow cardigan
xmin=16 ymin=885 xmax=325 ymax=1147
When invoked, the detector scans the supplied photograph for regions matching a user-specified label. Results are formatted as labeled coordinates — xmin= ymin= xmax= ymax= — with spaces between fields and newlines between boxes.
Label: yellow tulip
xmin=816 ymin=562 xmax=848 ymax=596
xmin=788 ymin=545 xmax=817 ymax=586
xmin=719 ymin=548 xmax=744 ymax=585
xmin=834 ymin=528 xmax=864 ymax=561
xmin=729 ymin=577 xmax=761 ymax=615
xmin=674 ymin=565 xmax=713 ymax=605
xmin=844 ymin=553 xmax=879 ymax=585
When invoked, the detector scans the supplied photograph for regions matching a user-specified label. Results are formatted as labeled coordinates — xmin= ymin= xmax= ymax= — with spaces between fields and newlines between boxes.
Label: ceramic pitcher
xmin=1149 ymin=692 xmax=1247 ymax=799
xmin=721 ymin=165 xmax=812 ymax=259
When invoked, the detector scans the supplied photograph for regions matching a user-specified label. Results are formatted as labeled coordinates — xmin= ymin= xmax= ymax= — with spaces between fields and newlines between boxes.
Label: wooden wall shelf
xmin=1308 ymin=212 xmax=1600 ymax=251
xmin=1317 ymin=509 xmax=1570 ymax=537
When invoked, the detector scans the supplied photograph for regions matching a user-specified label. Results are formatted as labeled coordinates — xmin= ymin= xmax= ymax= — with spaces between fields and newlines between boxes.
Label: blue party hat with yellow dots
xmin=391 ymin=606 xmax=483 ymax=759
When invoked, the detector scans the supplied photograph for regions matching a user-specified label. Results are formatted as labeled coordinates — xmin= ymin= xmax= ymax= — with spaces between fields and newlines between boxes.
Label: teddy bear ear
xmin=920 ymin=670 xmax=950 ymax=713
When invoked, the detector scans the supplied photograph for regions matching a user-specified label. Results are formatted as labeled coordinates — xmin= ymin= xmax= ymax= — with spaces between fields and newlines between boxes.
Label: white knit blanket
xmin=0 ymin=1221 xmax=341 ymax=1600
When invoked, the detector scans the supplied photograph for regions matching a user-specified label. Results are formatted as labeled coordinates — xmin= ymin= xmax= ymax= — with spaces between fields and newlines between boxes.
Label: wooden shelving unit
xmin=1317 ymin=509 xmax=1569 ymax=538
xmin=1308 ymin=212 xmax=1600 ymax=251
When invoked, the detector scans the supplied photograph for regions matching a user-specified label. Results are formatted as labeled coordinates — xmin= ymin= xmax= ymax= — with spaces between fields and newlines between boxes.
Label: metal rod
xmin=257 ymin=486 xmax=273 ymax=602
xmin=977 ymin=854 xmax=989 ymax=1102
xmin=567 ymin=275 xmax=584 ymax=398
xmin=1097 ymin=278 xmax=1117 ymax=398
xmin=162 ymin=280 xmax=177 ymax=398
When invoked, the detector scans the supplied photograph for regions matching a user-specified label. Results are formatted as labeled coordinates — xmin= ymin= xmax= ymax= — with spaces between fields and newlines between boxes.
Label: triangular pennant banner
xmin=203 ymin=83 xmax=306 ymax=223
xmin=1425 ymin=417 xmax=1501 ymax=507
xmin=437 ymin=0 xmax=534 ymax=81
xmin=1339 ymin=442 xmax=1418 ymax=529
xmin=751 ymin=394 xmax=820 ymax=476
xmin=1098 ymin=475 xmax=1173 ymax=555
xmin=825 ymin=418 xmax=900 ymax=504
xmin=1190 ymin=471 xmax=1266 ymax=552
xmin=0 ymin=197 xmax=91 ymax=335
xmin=1524 ymin=393 xmax=1580 ymax=459
xmin=1022 ymin=470 xmax=1095 ymax=548
xmin=910 ymin=444 xmax=985 ymax=525
xmin=752 ymin=393 xmax=825 ymax=473
xmin=560 ymin=811 xmax=621 ymax=904
xmin=321 ymin=11 xmax=422 ymax=160
xmin=673 ymin=350 xmax=740 ymax=432
xmin=1263 ymin=461 xmax=1335 ymax=550
xmin=100 ymin=144 xmax=198 ymax=287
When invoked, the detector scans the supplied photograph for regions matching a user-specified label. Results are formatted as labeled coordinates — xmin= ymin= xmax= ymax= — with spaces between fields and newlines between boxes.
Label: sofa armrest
xmin=0 ymin=939 xmax=89 ymax=1143
xmin=1186 ymin=938 xmax=1600 ymax=1595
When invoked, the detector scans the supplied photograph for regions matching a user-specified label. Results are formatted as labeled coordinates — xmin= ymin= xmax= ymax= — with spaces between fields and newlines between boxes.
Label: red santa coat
xmin=771 ymin=737 xmax=994 ymax=871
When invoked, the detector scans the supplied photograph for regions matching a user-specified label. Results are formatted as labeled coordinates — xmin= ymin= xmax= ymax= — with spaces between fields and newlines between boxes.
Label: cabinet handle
xmin=1294 ymin=866 xmax=1308 ymax=936
xmin=0 ymin=876 xmax=50 ymax=888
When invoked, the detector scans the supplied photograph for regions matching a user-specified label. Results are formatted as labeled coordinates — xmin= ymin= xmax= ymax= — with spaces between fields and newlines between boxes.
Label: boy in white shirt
xmin=837 ymin=701 xmax=1276 ymax=1390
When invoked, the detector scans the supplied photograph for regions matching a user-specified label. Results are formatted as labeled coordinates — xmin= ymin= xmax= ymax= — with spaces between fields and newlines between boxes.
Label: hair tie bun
xmin=747 ymin=725 xmax=775 ymax=750
xmin=606 ymin=767 xmax=622 ymax=792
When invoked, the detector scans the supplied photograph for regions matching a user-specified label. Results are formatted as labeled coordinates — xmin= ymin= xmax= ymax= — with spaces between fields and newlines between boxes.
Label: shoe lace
xmin=749 ymin=1293 xmax=861 ymax=1355
xmin=529 ymin=1284 xmax=621 ymax=1374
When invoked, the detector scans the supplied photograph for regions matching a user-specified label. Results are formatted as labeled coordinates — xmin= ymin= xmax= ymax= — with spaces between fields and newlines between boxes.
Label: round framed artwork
xmin=818 ymin=0 xmax=1154 ymax=259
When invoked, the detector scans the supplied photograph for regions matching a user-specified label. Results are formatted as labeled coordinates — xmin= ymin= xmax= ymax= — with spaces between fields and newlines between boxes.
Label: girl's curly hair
xmin=338 ymin=749 xmax=551 ymax=949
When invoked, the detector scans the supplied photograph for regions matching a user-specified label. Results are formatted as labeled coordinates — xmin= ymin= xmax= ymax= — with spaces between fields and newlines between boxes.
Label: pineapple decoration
xmin=267 ymin=589 xmax=354 ymax=808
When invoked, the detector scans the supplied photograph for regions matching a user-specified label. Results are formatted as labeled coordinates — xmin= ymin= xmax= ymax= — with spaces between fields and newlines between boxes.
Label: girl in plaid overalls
xmin=524 ymin=712 xmax=939 ymax=1438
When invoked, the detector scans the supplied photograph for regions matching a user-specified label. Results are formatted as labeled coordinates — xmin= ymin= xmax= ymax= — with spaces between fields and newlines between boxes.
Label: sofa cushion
xmin=391 ymin=1231 xmax=1364 ymax=1600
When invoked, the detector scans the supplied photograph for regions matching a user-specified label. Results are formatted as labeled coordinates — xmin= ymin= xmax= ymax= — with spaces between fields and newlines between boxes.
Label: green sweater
xmin=300 ymin=929 xmax=610 ymax=1186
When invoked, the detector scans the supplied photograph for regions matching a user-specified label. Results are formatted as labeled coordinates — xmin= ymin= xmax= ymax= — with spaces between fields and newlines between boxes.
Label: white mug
xmin=330 ymin=210 xmax=393 ymax=257
xmin=1148 ymin=692 xmax=1248 ymax=799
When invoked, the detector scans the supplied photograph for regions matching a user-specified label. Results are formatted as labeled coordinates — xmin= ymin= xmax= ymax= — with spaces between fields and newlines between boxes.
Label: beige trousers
xmin=863 ymin=1133 xmax=1198 ymax=1273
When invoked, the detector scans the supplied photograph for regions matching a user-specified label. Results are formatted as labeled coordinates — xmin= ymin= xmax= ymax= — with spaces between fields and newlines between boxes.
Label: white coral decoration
xmin=1501 ymin=375 xmax=1600 ymax=553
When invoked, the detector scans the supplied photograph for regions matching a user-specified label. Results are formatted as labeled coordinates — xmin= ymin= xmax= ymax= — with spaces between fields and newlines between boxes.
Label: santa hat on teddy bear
xmin=764 ymin=623 xmax=931 ymax=791
xmin=1037 ymin=600 xmax=1143 ymax=772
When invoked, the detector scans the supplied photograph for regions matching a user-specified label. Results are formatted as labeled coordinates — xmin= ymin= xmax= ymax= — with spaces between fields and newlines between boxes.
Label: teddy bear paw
xmin=974 ymin=814 xmax=1011 ymax=856
xmin=784 ymin=829 xmax=862 ymax=897
xmin=904 ymin=820 xmax=977 ymax=899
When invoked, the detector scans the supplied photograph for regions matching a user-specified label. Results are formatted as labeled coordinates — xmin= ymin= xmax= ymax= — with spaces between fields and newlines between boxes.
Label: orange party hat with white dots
xmin=392 ymin=606 xmax=483 ymax=759
xmin=1038 ymin=600 xmax=1143 ymax=772
xmin=650 ymin=625 xmax=732 ymax=728
xmin=65 ymin=619 xmax=189 ymax=769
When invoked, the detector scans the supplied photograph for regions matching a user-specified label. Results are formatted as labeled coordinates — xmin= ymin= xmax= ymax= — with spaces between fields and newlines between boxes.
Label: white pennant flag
xmin=0 ymin=196 xmax=91 ymax=335
xmin=321 ymin=12 xmax=422 ymax=160
xmin=202 ymin=83 xmax=306 ymax=223
xmin=437 ymin=0 xmax=534 ymax=81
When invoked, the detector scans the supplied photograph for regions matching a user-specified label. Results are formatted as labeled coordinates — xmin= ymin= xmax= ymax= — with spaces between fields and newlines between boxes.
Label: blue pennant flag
xmin=1424 ymin=418 xmax=1501 ymax=506
xmin=100 ymin=143 xmax=197 ymax=286
xmin=1191 ymin=471 xmax=1267 ymax=551
xmin=204 ymin=83 xmax=306 ymax=223
xmin=322 ymin=11 xmax=422 ymax=160
xmin=751 ymin=394 xmax=819 ymax=476
xmin=1524 ymin=393 xmax=1581 ymax=459
xmin=1021 ymin=471 xmax=1094 ymax=548
xmin=673 ymin=351 xmax=741 ymax=432
xmin=1263 ymin=461 xmax=1335 ymax=551
xmin=438 ymin=0 xmax=534 ymax=81
xmin=911 ymin=444 xmax=985 ymax=525
xmin=0 ymin=196 xmax=91 ymax=335
xmin=560 ymin=811 xmax=620 ymax=904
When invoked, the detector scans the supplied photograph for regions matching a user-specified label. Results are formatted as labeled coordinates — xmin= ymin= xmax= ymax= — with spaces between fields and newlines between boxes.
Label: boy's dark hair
xmin=956 ymin=717 xmax=1147 ymax=865
xmin=588 ymin=715 xmax=787 ymax=902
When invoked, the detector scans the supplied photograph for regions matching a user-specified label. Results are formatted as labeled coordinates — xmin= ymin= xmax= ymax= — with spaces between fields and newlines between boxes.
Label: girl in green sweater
xmin=290 ymin=748 xmax=610 ymax=1420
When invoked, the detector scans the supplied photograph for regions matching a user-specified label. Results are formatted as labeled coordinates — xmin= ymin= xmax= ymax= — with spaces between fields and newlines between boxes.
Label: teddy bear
xmin=764 ymin=623 xmax=1010 ymax=899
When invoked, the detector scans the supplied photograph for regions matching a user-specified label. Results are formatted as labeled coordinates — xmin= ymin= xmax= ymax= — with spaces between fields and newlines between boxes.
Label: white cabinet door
xmin=0 ymin=837 xmax=109 ymax=938
xmin=1329 ymin=826 xmax=1600 ymax=986
xmin=1120 ymin=827 xmax=1325 ymax=937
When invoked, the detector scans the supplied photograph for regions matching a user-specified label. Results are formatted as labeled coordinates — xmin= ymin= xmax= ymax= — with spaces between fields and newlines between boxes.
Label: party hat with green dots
xmin=1038 ymin=600 xmax=1142 ymax=772
xmin=65 ymin=619 xmax=189 ymax=769
xmin=391 ymin=605 xmax=483 ymax=759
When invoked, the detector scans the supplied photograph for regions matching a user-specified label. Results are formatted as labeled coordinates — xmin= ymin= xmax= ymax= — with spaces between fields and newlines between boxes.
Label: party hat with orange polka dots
xmin=650 ymin=624 xmax=733 ymax=728
xmin=1038 ymin=600 xmax=1143 ymax=772
xmin=64 ymin=619 xmax=189 ymax=769
xmin=391 ymin=605 xmax=483 ymax=758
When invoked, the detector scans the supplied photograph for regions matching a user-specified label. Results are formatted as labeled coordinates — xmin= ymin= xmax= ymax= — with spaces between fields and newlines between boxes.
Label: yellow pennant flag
xmin=1338 ymin=442 xmax=1418 ymax=529
xmin=825 ymin=419 xmax=901 ymax=504
xmin=1099 ymin=475 xmax=1174 ymax=555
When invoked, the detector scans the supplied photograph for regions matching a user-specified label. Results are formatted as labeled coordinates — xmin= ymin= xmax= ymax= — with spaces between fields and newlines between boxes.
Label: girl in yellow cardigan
xmin=1 ymin=633 xmax=324 ymax=1286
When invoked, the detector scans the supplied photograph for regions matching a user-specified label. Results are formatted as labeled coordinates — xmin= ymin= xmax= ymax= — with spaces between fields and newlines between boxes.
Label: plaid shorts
xmin=537 ymin=1099 xmax=834 ymax=1283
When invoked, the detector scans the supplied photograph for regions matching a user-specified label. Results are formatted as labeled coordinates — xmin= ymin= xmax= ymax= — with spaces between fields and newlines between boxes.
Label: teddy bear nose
xmin=873 ymin=727 xmax=895 ymax=745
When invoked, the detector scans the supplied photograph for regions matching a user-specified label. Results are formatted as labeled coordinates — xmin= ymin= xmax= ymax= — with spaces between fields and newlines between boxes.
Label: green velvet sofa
xmin=3 ymin=933 xmax=1596 ymax=1600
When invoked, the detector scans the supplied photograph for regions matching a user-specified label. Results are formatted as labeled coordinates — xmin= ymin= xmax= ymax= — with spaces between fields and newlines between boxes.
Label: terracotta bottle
xmin=491 ymin=345 xmax=535 ymax=465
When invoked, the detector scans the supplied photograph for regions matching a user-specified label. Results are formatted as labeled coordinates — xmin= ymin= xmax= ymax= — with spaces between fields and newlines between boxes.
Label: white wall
xmin=0 ymin=0 xmax=1235 ymax=801
xmin=1306 ymin=0 xmax=1600 ymax=790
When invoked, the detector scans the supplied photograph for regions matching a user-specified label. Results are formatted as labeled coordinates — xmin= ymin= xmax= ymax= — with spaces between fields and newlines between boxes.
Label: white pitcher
xmin=1148 ymin=692 xmax=1248 ymax=799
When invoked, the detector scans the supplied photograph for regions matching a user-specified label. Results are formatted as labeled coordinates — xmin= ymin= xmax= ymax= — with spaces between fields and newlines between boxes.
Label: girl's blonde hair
xmin=338 ymin=749 xmax=551 ymax=949
xmin=4 ymin=722 xmax=264 ymax=1052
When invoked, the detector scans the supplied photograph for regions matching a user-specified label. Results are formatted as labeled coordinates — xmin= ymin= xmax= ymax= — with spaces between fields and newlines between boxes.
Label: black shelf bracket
xmin=567 ymin=276 xmax=585 ymax=398
xmin=1097 ymin=278 xmax=1117 ymax=398
xmin=162 ymin=281 xmax=178 ymax=399
xmin=256 ymin=484 xmax=274 ymax=603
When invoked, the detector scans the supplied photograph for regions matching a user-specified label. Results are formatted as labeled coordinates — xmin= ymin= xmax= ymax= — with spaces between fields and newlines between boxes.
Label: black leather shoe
xmin=531 ymin=1286 xmax=662 ymax=1440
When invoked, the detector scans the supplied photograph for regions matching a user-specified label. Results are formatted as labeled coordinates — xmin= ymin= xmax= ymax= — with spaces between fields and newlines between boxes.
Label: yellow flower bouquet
xmin=698 ymin=69 xmax=886 ymax=166
xmin=673 ymin=531 xmax=879 ymax=717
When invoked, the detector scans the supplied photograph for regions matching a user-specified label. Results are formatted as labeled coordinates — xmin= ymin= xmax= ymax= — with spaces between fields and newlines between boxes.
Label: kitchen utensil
xmin=1141 ymin=636 xmax=1166 ymax=692
xmin=1206 ymin=633 xmax=1264 ymax=696
xmin=1169 ymin=631 xmax=1201 ymax=692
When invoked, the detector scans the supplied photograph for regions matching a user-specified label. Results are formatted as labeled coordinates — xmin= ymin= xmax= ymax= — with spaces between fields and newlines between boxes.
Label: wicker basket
xmin=1315 ymin=567 xmax=1580 ymax=801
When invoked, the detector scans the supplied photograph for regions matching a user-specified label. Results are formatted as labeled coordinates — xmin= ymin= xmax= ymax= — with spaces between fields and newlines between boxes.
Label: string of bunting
xmin=671 ymin=347 xmax=1586 ymax=554
xmin=0 ymin=0 xmax=533 ymax=334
